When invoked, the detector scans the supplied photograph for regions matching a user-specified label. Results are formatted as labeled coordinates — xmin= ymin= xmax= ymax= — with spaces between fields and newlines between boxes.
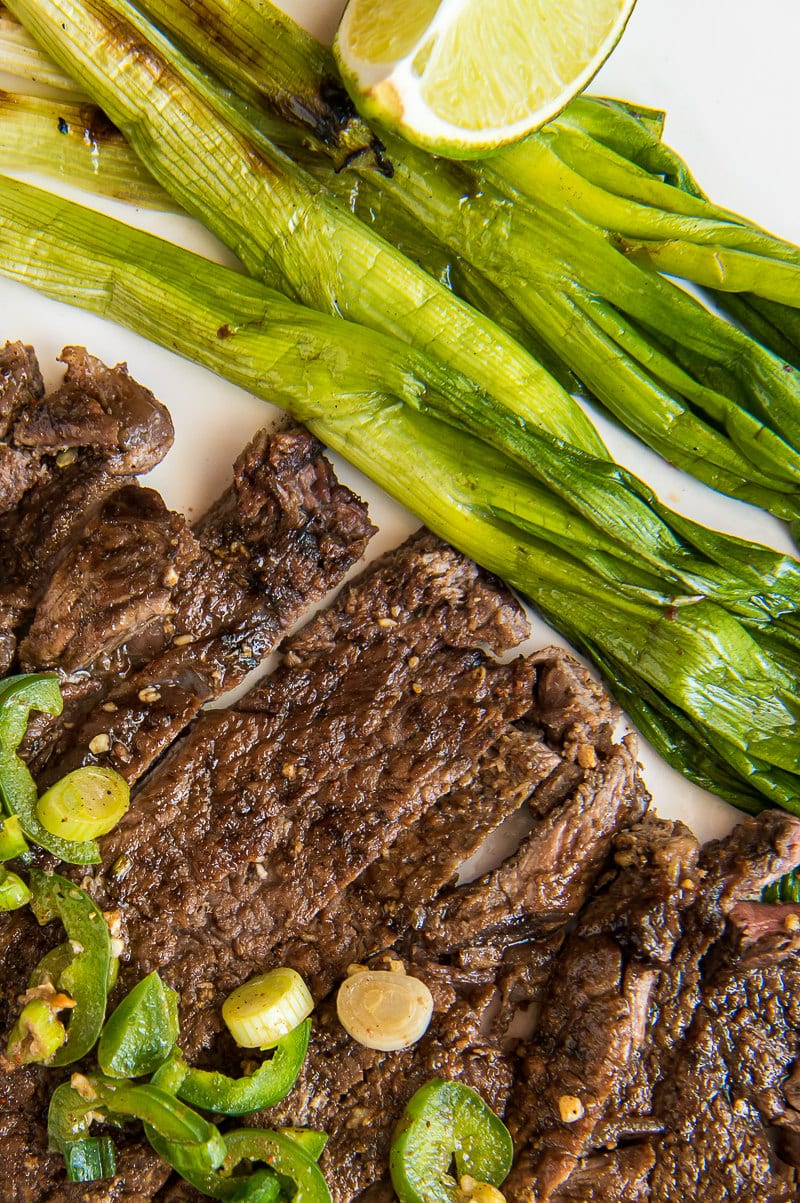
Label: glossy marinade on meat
xmin=4 ymin=344 xmax=800 ymax=1202
xmin=0 ymin=342 xmax=374 ymax=789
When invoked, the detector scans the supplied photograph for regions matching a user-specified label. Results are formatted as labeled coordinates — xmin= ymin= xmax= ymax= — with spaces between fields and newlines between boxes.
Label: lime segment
xmin=335 ymin=0 xmax=637 ymax=157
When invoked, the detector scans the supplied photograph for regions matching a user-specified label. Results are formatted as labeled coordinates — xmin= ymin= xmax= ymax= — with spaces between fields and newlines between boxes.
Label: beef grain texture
xmin=0 ymin=344 xmax=174 ymax=674
xmin=17 ymin=423 xmax=374 ymax=788
xmin=80 ymin=534 xmax=536 ymax=1059
xmin=503 ymin=810 xmax=800 ymax=1203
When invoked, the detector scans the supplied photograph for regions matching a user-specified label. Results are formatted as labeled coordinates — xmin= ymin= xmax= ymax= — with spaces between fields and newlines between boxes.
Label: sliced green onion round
xmin=336 ymin=969 xmax=433 ymax=1052
xmin=36 ymin=766 xmax=130 ymax=842
xmin=222 ymin=968 xmax=314 ymax=1050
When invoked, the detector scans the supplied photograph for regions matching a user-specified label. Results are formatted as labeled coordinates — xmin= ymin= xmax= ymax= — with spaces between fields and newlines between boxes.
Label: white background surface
xmin=1 ymin=0 xmax=799 ymax=844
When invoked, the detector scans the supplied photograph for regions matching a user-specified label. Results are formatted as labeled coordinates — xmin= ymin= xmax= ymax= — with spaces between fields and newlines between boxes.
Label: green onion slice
xmin=222 ymin=968 xmax=313 ymax=1049
xmin=336 ymin=968 xmax=433 ymax=1052
xmin=36 ymin=766 xmax=130 ymax=842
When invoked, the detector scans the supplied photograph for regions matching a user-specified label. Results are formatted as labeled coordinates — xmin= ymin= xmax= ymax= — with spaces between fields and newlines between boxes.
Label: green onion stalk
xmin=5 ymin=0 xmax=607 ymax=464
xmin=0 ymin=89 xmax=171 ymax=208
xmin=0 ymin=84 xmax=581 ymax=394
xmin=537 ymin=97 xmax=800 ymax=374
xmin=9 ymin=2 xmax=800 ymax=622
xmin=6 ymin=0 xmax=800 ymax=524
xmin=121 ymin=0 xmax=800 ymax=527
xmin=2 ymin=174 xmax=800 ymax=815
xmin=0 ymin=1 xmax=84 ymax=92
xmin=484 ymin=106 xmax=800 ymax=434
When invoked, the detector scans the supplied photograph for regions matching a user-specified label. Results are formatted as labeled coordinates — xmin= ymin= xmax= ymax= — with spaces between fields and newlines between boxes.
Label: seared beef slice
xmin=2 ymin=343 xmax=372 ymax=785
xmin=503 ymin=810 xmax=800 ymax=1203
xmin=0 ymin=344 xmax=173 ymax=673
xmin=17 ymin=422 xmax=374 ymax=785
xmin=86 ymin=535 xmax=534 ymax=1051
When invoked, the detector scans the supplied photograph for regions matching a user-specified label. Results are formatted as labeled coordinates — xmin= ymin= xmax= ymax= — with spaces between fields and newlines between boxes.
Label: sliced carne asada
xmin=0 ymin=530 xmax=538 ymax=1202
xmin=618 ymin=809 xmax=800 ymax=1128
xmin=420 ymin=733 xmax=648 ymax=954
xmin=0 ymin=345 xmax=174 ymax=675
xmin=80 ymin=534 xmax=535 ymax=1059
xmin=17 ymin=423 xmax=374 ymax=786
xmin=503 ymin=810 xmax=800 ymax=1203
xmin=0 ymin=341 xmax=47 ymax=517
xmin=547 ymin=1145 xmax=655 ymax=1202
xmin=270 ymin=724 xmax=562 ymax=999
xmin=502 ymin=815 xmax=698 ymax=1201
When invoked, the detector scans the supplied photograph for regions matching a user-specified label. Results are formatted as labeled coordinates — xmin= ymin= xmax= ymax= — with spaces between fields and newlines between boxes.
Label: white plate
xmin=1 ymin=0 xmax=798 ymax=845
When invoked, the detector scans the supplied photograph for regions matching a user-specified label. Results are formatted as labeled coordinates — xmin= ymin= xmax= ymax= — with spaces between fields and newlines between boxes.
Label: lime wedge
xmin=334 ymin=0 xmax=637 ymax=157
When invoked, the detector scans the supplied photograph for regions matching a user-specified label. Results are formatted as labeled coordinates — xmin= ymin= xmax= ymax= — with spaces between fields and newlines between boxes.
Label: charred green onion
xmin=123 ymin=0 xmax=800 ymax=523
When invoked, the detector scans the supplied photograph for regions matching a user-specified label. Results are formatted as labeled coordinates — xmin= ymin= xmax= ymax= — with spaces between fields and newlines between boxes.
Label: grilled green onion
xmin=336 ymin=967 xmax=434 ymax=1052
xmin=222 ymin=968 xmax=313 ymax=1050
xmin=36 ymin=765 xmax=130 ymax=842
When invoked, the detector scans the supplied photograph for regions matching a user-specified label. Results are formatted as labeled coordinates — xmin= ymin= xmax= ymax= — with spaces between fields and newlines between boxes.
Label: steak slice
xmin=648 ymin=899 xmax=800 ymax=1202
xmin=82 ymin=534 xmax=533 ymax=1058
xmin=18 ymin=425 xmax=374 ymax=786
xmin=270 ymin=724 xmax=562 ymax=999
xmin=502 ymin=815 xmax=699 ymax=1201
xmin=420 ymin=733 xmax=649 ymax=955
xmin=548 ymin=1146 xmax=655 ymax=1202
xmin=0 ymin=345 xmax=174 ymax=674
xmin=503 ymin=810 xmax=800 ymax=1203
xmin=616 ymin=809 xmax=800 ymax=1128
xmin=0 ymin=341 xmax=47 ymax=515
xmin=10 ymin=346 xmax=172 ymax=475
